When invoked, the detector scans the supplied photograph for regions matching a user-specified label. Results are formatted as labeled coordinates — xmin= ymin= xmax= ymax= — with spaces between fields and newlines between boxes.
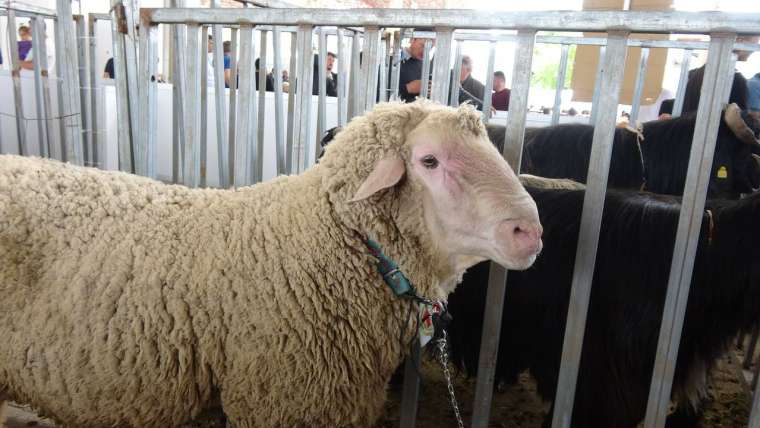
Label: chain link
xmin=436 ymin=330 xmax=465 ymax=428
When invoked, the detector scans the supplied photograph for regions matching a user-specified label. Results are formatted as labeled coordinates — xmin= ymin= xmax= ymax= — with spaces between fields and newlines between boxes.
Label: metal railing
xmin=2 ymin=5 xmax=760 ymax=428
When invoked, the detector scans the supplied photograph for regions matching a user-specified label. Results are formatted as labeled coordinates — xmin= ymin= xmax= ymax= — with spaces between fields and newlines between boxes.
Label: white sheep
xmin=0 ymin=101 xmax=542 ymax=428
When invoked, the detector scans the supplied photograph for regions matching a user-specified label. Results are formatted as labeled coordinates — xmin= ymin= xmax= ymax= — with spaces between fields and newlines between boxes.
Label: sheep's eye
xmin=421 ymin=155 xmax=439 ymax=169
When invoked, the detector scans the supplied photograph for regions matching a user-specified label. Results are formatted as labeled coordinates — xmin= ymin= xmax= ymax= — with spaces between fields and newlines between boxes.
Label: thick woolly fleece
xmin=0 ymin=101 xmax=488 ymax=428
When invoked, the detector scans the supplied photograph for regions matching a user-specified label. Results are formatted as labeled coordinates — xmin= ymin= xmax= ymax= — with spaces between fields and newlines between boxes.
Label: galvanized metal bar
xmin=389 ymin=30 xmax=402 ymax=101
xmin=336 ymin=28 xmax=348 ymax=126
xmin=234 ymin=24 xmax=256 ymax=186
xmin=87 ymin=14 xmax=100 ymax=166
xmin=119 ymin=0 xmax=140 ymax=167
xmin=172 ymin=16 xmax=189 ymax=183
xmin=629 ymin=47 xmax=650 ymax=125
xmin=419 ymin=39 xmax=432 ymax=100
xmin=723 ymin=54 xmax=737 ymax=105
xmin=399 ymin=344 xmax=422 ymax=428
xmin=183 ymin=23 xmax=202 ymax=188
xmin=377 ymin=36 xmax=388 ymax=103
xmin=227 ymin=27 xmax=238 ymax=185
xmin=481 ymin=41 xmax=496 ymax=122
xmin=212 ymin=22 xmax=229 ymax=187
xmin=138 ymin=21 xmax=158 ymax=179
xmin=75 ymin=15 xmax=90 ymax=165
xmin=57 ymin=0 xmax=83 ymax=165
xmin=37 ymin=17 xmax=56 ymax=160
xmin=30 ymin=17 xmax=48 ymax=158
xmin=430 ymin=27 xmax=452 ymax=105
xmin=471 ymin=28 xmax=536 ymax=428
xmin=317 ymin=27 xmax=327 ymax=147
xmin=750 ymin=366 xmax=760 ymax=428
xmin=671 ymin=49 xmax=691 ymax=118
xmin=291 ymin=24 xmax=314 ymax=173
xmin=347 ymin=33 xmax=361 ymax=121
xmin=200 ymin=25 xmax=209 ymax=187
xmin=110 ymin=2 xmax=133 ymax=171
xmin=449 ymin=44 xmax=462 ymax=107
xmin=551 ymin=30 xmax=630 ymax=428
xmin=0 ymin=5 xmax=57 ymax=19
xmin=255 ymin=29 xmax=268 ymax=183
xmin=643 ymin=32 xmax=736 ymax=428
xmin=6 ymin=8 xmax=27 ymax=155
xmin=144 ymin=9 xmax=760 ymax=35
xmin=589 ymin=45 xmax=606 ymax=126
xmin=272 ymin=26 xmax=286 ymax=175
xmin=551 ymin=44 xmax=570 ymax=125
xmin=285 ymin=30 xmax=297 ymax=172
xmin=55 ymin=17 xmax=67 ymax=161
xmin=360 ymin=27 xmax=381 ymax=113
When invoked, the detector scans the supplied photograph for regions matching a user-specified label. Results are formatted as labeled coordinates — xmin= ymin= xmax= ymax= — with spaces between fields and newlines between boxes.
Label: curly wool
xmin=0 ymin=101 xmax=486 ymax=428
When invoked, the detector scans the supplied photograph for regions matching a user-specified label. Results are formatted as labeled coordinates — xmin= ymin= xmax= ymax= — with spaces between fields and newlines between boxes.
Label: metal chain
xmin=436 ymin=329 xmax=465 ymax=428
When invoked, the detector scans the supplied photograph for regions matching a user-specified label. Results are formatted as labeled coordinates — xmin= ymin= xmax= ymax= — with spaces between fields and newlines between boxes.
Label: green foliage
xmin=530 ymin=45 xmax=576 ymax=90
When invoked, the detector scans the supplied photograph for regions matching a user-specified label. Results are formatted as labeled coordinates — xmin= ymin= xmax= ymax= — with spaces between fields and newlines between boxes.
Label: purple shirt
xmin=18 ymin=40 xmax=32 ymax=61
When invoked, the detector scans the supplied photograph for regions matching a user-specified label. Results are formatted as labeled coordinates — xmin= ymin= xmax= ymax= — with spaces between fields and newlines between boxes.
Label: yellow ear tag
xmin=717 ymin=166 xmax=728 ymax=179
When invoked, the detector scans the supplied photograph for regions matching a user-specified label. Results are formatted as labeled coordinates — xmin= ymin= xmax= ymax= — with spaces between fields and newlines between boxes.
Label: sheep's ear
xmin=351 ymin=155 xmax=405 ymax=202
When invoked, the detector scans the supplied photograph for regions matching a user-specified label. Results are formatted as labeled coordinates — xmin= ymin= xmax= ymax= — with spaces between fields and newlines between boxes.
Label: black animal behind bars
xmin=486 ymin=104 xmax=760 ymax=199
xmin=446 ymin=187 xmax=760 ymax=428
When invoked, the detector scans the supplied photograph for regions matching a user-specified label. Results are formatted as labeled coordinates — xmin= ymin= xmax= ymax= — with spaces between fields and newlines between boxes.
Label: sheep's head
xmin=322 ymin=101 xmax=542 ymax=288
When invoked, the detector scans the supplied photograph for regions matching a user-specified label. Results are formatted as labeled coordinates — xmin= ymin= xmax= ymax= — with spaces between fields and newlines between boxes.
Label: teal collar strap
xmin=363 ymin=238 xmax=419 ymax=299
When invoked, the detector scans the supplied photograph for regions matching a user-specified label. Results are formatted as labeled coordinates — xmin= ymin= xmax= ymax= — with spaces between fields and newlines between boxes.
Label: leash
xmin=363 ymin=237 xmax=465 ymax=428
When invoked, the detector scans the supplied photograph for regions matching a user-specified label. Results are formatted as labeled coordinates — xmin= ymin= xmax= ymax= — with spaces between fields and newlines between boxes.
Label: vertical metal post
xmin=110 ymin=2 xmax=133 ymax=171
xmin=399 ymin=344 xmax=422 ymax=428
xmin=551 ymin=44 xmax=570 ymax=125
xmin=200 ymin=25 xmax=209 ymax=187
xmin=589 ymin=45 xmax=606 ymax=126
xmin=419 ymin=39 xmax=432 ymax=100
xmin=211 ymin=10 xmax=228 ymax=187
xmin=234 ymin=24 xmax=255 ymax=186
xmin=87 ymin=15 xmax=99 ymax=166
xmin=285 ymin=30 xmax=297 ymax=172
xmin=550 ymin=31 xmax=630 ymax=428
xmin=377 ymin=35 xmax=389 ymax=103
xmin=255 ymin=29 xmax=268 ymax=183
xmin=291 ymin=24 xmax=314 ymax=174
xmin=481 ymin=41 xmax=496 ymax=122
xmin=7 ymin=9 xmax=27 ymax=155
xmin=57 ymin=0 xmax=83 ymax=165
xmin=672 ymin=49 xmax=692 ymax=118
xmin=183 ymin=24 xmax=202 ymax=188
xmin=347 ymin=33 xmax=361 ymax=120
xmin=471 ymin=29 xmax=536 ymax=428
xmin=31 ymin=17 xmax=49 ymax=158
xmin=389 ymin=30 xmax=402 ymax=102
xmin=629 ymin=47 xmax=650 ymax=125
xmin=750 ymin=362 xmax=760 ymax=428
xmin=75 ymin=16 xmax=90 ymax=165
xmin=360 ymin=27 xmax=381 ymax=113
xmin=449 ymin=44 xmax=463 ymax=107
xmin=138 ymin=19 xmax=158 ymax=179
xmin=55 ymin=19 xmax=67 ymax=161
xmin=227 ymin=27 xmax=238 ymax=185
xmin=430 ymin=27 xmax=452 ymax=105
xmin=643 ymin=33 xmax=736 ymax=428
xmin=272 ymin=26 xmax=286 ymax=175
xmin=38 ymin=17 xmax=56 ymax=160
xmin=336 ymin=28 xmax=348 ymax=126
xmin=317 ymin=27 xmax=327 ymax=146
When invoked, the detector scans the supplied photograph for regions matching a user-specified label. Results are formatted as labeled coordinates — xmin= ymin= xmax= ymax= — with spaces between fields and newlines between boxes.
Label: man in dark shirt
xmin=491 ymin=71 xmax=511 ymax=111
xmin=458 ymin=55 xmax=485 ymax=110
xmin=313 ymin=52 xmax=338 ymax=97
xmin=103 ymin=58 xmax=115 ymax=79
xmin=398 ymin=28 xmax=434 ymax=103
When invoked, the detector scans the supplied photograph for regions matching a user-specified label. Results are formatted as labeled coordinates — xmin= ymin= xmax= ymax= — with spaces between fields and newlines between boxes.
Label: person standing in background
xmin=491 ymin=71 xmax=511 ymax=111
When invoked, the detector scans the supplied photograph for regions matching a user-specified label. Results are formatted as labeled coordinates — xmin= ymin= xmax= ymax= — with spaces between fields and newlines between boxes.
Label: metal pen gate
xmin=1 ymin=3 xmax=760 ymax=428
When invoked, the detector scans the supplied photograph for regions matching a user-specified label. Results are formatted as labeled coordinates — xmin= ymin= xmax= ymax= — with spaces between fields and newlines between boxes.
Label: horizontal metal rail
xmin=142 ymin=9 xmax=760 ymax=34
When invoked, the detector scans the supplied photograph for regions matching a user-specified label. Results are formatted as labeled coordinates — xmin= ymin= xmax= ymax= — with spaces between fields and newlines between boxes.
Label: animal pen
xmin=1 ymin=2 xmax=760 ymax=427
